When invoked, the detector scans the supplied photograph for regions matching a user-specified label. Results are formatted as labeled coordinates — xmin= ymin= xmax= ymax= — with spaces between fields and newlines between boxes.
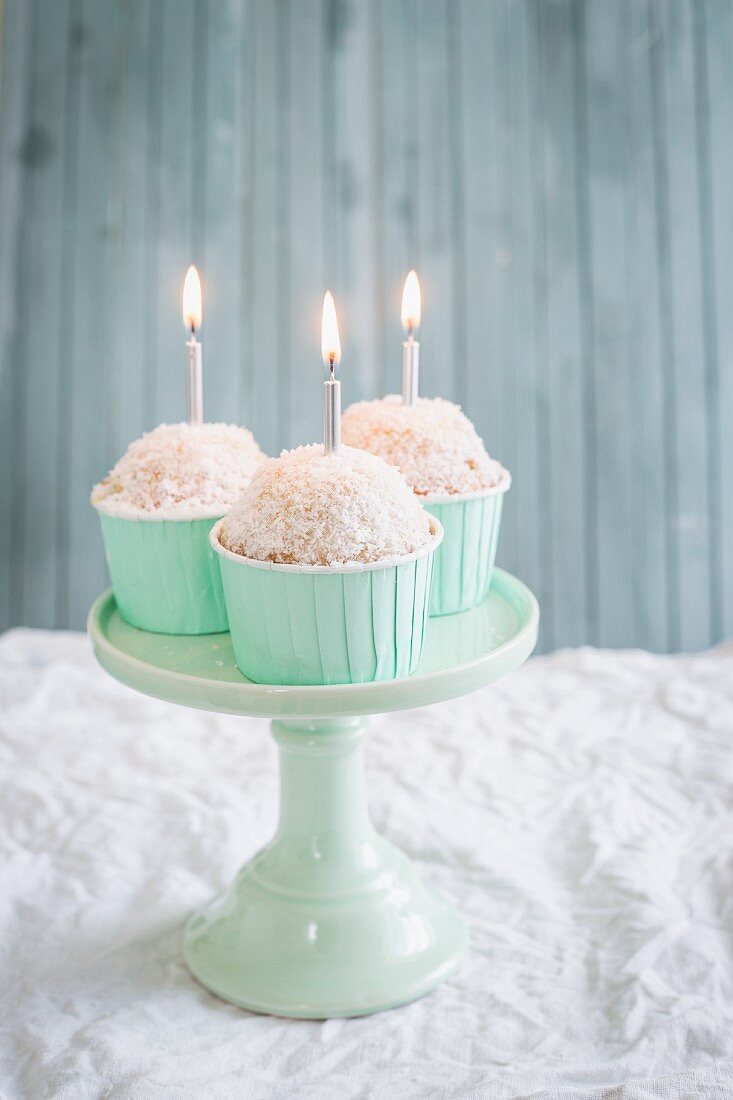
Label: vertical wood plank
xmin=459 ymin=0 xmax=497 ymax=435
xmin=571 ymin=0 xmax=598 ymax=648
xmin=274 ymin=0 xmax=291 ymax=451
xmin=250 ymin=0 xmax=281 ymax=454
xmin=0 ymin=0 xmax=33 ymax=629
xmin=525 ymin=0 xmax=554 ymax=652
xmin=693 ymin=0 xmax=725 ymax=643
xmin=288 ymin=0 xmax=323 ymax=446
xmin=650 ymin=0 xmax=682 ymax=654
xmin=12 ymin=0 xmax=73 ymax=626
xmin=624 ymin=0 xmax=669 ymax=652
xmin=538 ymin=0 xmax=588 ymax=648
xmin=65 ymin=0 xmax=130 ymax=628
xmin=140 ymin=1 xmax=163 ymax=438
xmin=367 ymin=0 xmax=386 ymax=398
xmin=152 ymin=0 xmax=195 ymax=428
xmin=446 ymin=0 xmax=466 ymax=413
xmin=488 ymin=0 xmax=523 ymax=578
xmin=579 ymin=0 xmax=637 ymax=647
xmin=376 ymin=0 xmax=413 ymax=397
xmin=324 ymin=0 xmax=380 ymax=406
xmin=704 ymin=0 xmax=733 ymax=640
xmin=458 ymin=0 xmax=521 ymax=575
xmin=657 ymin=0 xmax=712 ymax=651
xmin=415 ymin=0 xmax=453 ymax=401
xmin=200 ymin=0 xmax=246 ymax=426
xmin=236 ymin=0 xmax=256 ymax=434
xmin=498 ymin=0 xmax=544 ymax=629
xmin=106 ymin=0 xmax=153 ymax=469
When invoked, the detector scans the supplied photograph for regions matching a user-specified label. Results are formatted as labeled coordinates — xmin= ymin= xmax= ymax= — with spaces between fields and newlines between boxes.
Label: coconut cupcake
xmin=211 ymin=444 xmax=442 ymax=685
xmin=342 ymin=396 xmax=510 ymax=616
xmin=92 ymin=422 xmax=264 ymax=634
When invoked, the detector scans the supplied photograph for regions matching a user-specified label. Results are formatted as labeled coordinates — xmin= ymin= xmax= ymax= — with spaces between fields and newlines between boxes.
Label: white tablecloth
xmin=1 ymin=629 xmax=733 ymax=1099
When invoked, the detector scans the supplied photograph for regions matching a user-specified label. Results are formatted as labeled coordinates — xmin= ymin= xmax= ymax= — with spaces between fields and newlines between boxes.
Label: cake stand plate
xmin=88 ymin=568 xmax=538 ymax=1018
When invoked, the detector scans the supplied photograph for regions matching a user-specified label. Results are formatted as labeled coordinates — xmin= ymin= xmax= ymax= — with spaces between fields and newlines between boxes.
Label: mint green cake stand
xmin=88 ymin=568 xmax=538 ymax=1019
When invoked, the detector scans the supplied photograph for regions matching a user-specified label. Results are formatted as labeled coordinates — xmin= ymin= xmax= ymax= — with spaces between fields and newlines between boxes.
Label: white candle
xmin=321 ymin=290 xmax=342 ymax=455
xmin=401 ymin=269 xmax=421 ymax=406
xmin=182 ymin=265 xmax=203 ymax=426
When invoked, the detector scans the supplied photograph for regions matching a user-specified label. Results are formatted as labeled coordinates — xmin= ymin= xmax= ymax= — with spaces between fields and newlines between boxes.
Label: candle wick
xmin=329 ymin=353 xmax=335 ymax=379
xmin=190 ymin=321 xmax=196 ymax=340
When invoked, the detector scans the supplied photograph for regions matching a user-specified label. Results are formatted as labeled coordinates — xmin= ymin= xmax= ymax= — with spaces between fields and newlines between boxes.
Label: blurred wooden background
xmin=1 ymin=0 xmax=731 ymax=653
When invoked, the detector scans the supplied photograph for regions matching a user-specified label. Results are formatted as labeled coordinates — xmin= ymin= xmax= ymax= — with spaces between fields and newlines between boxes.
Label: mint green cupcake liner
xmin=423 ymin=486 xmax=507 ymax=617
xmin=211 ymin=518 xmax=443 ymax=686
xmin=97 ymin=510 xmax=228 ymax=635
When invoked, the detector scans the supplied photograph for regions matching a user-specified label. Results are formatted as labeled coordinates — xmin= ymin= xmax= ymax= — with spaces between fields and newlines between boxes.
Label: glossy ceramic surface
xmin=88 ymin=568 xmax=538 ymax=719
xmin=88 ymin=570 xmax=538 ymax=1017
xmin=184 ymin=718 xmax=468 ymax=1017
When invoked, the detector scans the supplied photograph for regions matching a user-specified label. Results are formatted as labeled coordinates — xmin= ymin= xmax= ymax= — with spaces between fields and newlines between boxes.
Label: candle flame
xmin=182 ymin=265 xmax=202 ymax=332
xmin=321 ymin=290 xmax=341 ymax=372
xmin=401 ymin=270 xmax=421 ymax=334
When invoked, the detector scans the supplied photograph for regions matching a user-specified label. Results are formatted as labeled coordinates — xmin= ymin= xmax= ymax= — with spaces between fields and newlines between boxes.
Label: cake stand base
xmin=183 ymin=718 xmax=467 ymax=1018
xmin=89 ymin=572 xmax=538 ymax=1017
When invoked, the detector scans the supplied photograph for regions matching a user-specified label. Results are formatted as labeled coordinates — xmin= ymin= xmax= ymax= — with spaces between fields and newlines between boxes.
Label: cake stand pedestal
xmin=88 ymin=568 xmax=538 ymax=1018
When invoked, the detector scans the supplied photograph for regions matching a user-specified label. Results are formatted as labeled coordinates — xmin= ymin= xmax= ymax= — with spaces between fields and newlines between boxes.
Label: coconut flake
xmin=219 ymin=444 xmax=433 ymax=566
xmin=342 ymin=395 xmax=509 ymax=497
xmin=91 ymin=422 xmax=264 ymax=518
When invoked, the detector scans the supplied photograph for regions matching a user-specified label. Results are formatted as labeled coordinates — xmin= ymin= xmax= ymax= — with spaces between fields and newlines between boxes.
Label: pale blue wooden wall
xmin=1 ymin=0 xmax=731 ymax=653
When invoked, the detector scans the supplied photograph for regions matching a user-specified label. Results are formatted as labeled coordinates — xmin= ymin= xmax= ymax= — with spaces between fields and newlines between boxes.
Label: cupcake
xmin=210 ymin=444 xmax=442 ymax=685
xmin=92 ymin=422 xmax=264 ymax=634
xmin=342 ymin=396 xmax=510 ymax=616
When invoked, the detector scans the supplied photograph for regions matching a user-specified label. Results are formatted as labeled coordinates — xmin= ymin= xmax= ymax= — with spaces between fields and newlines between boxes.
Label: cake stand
xmin=88 ymin=568 xmax=538 ymax=1018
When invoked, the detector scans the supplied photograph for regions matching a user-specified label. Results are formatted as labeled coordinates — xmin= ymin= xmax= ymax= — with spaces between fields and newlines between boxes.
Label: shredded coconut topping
xmin=219 ymin=444 xmax=434 ymax=566
xmin=342 ymin=395 xmax=509 ymax=497
xmin=91 ymin=422 xmax=264 ymax=518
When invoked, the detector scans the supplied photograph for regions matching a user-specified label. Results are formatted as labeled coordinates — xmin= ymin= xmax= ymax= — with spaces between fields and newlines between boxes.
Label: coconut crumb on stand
xmin=342 ymin=395 xmax=509 ymax=498
xmin=219 ymin=444 xmax=434 ymax=566
xmin=91 ymin=422 xmax=264 ymax=518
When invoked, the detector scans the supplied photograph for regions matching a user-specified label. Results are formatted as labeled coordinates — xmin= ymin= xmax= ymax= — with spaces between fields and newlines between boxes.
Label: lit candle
xmin=321 ymin=290 xmax=342 ymax=455
xmin=182 ymin=264 xmax=203 ymax=426
xmin=401 ymin=269 xmax=421 ymax=406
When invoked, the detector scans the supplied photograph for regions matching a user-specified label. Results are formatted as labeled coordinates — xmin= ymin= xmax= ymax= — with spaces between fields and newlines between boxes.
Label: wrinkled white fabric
xmin=1 ymin=629 xmax=732 ymax=1100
